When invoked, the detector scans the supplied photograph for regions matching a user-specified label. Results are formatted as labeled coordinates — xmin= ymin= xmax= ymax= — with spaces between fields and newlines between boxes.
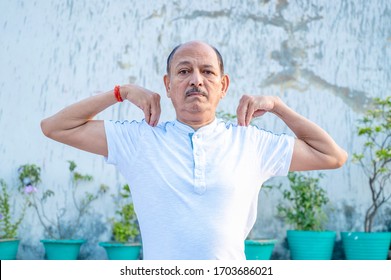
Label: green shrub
xmin=277 ymin=172 xmax=329 ymax=231
xmin=111 ymin=184 xmax=140 ymax=243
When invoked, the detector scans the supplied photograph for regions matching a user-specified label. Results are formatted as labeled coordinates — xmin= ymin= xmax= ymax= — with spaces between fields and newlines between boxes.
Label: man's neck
xmin=176 ymin=116 xmax=216 ymax=131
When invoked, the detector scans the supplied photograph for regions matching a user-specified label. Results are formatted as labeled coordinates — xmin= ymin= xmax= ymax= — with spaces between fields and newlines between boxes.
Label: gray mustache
xmin=186 ymin=87 xmax=207 ymax=96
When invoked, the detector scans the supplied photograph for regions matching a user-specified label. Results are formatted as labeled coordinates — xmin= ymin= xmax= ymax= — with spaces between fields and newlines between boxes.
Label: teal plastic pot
xmin=287 ymin=230 xmax=336 ymax=260
xmin=99 ymin=242 xmax=141 ymax=260
xmin=0 ymin=239 xmax=20 ymax=260
xmin=245 ymin=239 xmax=277 ymax=260
xmin=341 ymin=232 xmax=391 ymax=260
xmin=41 ymin=239 xmax=85 ymax=260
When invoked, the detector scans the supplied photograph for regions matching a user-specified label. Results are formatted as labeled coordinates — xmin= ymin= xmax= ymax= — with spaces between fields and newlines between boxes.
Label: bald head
xmin=166 ymin=41 xmax=224 ymax=76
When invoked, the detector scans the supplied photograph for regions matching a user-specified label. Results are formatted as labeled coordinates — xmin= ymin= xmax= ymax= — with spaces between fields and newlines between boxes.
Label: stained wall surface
xmin=0 ymin=0 xmax=390 ymax=259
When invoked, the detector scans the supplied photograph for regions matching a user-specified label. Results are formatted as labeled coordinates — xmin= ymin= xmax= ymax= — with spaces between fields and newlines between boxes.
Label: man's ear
xmin=220 ymin=74 xmax=230 ymax=98
xmin=163 ymin=75 xmax=171 ymax=98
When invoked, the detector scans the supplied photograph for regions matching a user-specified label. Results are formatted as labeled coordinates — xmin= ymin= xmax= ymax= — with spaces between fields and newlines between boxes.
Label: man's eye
xmin=178 ymin=69 xmax=189 ymax=75
xmin=204 ymin=70 xmax=214 ymax=75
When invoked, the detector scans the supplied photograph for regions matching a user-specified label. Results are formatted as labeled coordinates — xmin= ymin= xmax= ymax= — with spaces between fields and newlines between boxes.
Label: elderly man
xmin=41 ymin=41 xmax=347 ymax=260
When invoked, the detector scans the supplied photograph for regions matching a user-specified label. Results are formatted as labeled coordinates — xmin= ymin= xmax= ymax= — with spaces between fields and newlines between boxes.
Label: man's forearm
xmin=41 ymin=90 xmax=116 ymax=138
xmin=41 ymin=85 xmax=161 ymax=156
xmin=272 ymin=98 xmax=332 ymax=147
xmin=272 ymin=97 xmax=348 ymax=170
xmin=40 ymin=90 xmax=118 ymax=156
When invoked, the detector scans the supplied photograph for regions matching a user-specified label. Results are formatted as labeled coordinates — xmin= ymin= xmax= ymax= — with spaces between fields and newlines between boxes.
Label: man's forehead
xmin=171 ymin=43 xmax=219 ymax=68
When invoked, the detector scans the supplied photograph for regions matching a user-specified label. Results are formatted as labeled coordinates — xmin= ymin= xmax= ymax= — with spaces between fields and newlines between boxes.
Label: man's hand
xmin=121 ymin=84 xmax=161 ymax=126
xmin=236 ymin=95 xmax=278 ymax=126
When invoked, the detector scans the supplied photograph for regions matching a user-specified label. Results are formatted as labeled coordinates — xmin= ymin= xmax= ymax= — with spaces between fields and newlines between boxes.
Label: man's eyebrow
xmin=174 ymin=61 xmax=216 ymax=69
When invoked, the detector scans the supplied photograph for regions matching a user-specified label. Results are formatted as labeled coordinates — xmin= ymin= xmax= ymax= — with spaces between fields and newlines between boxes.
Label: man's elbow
xmin=332 ymin=149 xmax=348 ymax=169
xmin=40 ymin=118 xmax=55 ymax=139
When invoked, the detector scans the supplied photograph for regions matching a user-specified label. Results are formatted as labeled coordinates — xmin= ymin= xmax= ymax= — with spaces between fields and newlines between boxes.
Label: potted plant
xmin=244 ymin=235 xmax=277 ymax=260
xmin=19 ymin=161 xmax=108 ymax=260
xmin=277 ymin=172 xmax=336 ymax=260
xmin=0 ymin=178 xmax=28 ymax=260
xmin=99 ymin=184 xmax=141 ymax=260
xmin=342 ymin=96 xmax=391 ymax=260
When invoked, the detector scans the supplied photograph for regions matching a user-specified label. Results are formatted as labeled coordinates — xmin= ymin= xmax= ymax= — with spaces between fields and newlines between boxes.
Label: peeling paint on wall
xmin=0 ymin=0 xmax=390 ymax=259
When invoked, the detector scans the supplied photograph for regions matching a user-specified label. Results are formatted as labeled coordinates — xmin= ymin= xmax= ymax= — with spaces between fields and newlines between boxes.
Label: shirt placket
xmin=192 ymin=133 xmax=206 ymax=194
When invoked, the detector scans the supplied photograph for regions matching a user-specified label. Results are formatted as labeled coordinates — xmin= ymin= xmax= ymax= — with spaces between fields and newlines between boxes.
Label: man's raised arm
xmin=236 ymin=95 xmax=348 ymax=171
xmin=40 ymin=84 xmax=161 ymax=157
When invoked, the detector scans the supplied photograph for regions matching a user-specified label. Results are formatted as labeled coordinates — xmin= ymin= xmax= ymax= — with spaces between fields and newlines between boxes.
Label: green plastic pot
xmin=99 ymin=242 xmax=141 ymax=260
xmin=341 ymin=232 xmax=391 ymax=260
xmin=40 ymin=239 xmax=85 ymax=260
xmin=287 ymin=230 xmax=336 ymax=260
xmin=0 ymin=239 xmax=20 ymax=260
xmin=244 ymin=239 xmax=277 ymax=260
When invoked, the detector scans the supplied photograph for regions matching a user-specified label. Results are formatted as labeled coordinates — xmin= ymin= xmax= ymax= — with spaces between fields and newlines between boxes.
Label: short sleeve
xmin=255 ymin=129 xmax=294 ymax=178
xmin=104 ymin=119 xmax=146 ymax=167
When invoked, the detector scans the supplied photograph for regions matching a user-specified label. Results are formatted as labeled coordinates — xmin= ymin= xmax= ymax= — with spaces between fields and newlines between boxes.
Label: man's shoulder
xmin=217 ymin=120 xmax=293 ymax=141
xmin=216 ymin=119 xmax=266 ymax=133
xmin=107 ymin=119 xmax=175 ymax=128
xmin=105 ymin=119 xmax=162 ymax=136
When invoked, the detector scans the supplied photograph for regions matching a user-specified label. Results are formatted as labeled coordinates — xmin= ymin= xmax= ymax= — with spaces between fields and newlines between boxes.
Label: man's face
xmin=164 ymin=42 xmax=229 ymax=124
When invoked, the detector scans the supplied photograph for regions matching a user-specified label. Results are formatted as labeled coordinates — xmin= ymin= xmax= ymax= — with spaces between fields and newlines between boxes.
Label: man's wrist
xmin=114 ymin=85 xmax=123 ymax=102
xmin=113 ymin=85 xmax=132 ymax=102
xmin=270 ymin=96 xmax=287 ymax=117
xmin=120 ymin=84 xmax=134 ymax=101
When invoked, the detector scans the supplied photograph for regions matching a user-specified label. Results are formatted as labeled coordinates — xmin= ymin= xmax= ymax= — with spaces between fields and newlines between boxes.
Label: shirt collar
xmin=173 ymin=118 xmax=219 ymax=134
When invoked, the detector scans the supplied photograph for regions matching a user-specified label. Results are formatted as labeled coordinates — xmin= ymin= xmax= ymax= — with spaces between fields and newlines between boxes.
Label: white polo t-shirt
xmin=104 ymin=118 xmax=294 ymax=260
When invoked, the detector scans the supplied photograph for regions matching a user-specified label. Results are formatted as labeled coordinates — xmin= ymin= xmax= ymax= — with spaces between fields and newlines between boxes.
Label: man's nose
xmin=190 ymin=70 xmax=203 ymax=87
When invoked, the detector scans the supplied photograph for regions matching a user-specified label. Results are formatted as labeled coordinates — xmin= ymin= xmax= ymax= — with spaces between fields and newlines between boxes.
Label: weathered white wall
xmin=0 ymin=0 xmax=390 ymax=259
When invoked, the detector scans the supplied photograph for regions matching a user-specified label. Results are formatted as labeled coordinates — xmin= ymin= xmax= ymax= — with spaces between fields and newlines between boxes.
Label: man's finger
xmin=149 ymin=93 xmax=161 ymax=126
xmin=236 ymin=104 xmax=246 ymax=126
xmin=236 ymin=96 xmax=249 ymax=126
xmin=144 ymin=107 xmax=151 ymax=125
xmin=150 ymin=103 xmax=161 ymax=127
xmin=245 ymin=102 xmax=256 ymax=126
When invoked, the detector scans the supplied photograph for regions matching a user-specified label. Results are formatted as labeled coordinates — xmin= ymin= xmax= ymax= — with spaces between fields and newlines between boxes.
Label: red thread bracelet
xmin=114 ymin=85 xmax=123 ymax=102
